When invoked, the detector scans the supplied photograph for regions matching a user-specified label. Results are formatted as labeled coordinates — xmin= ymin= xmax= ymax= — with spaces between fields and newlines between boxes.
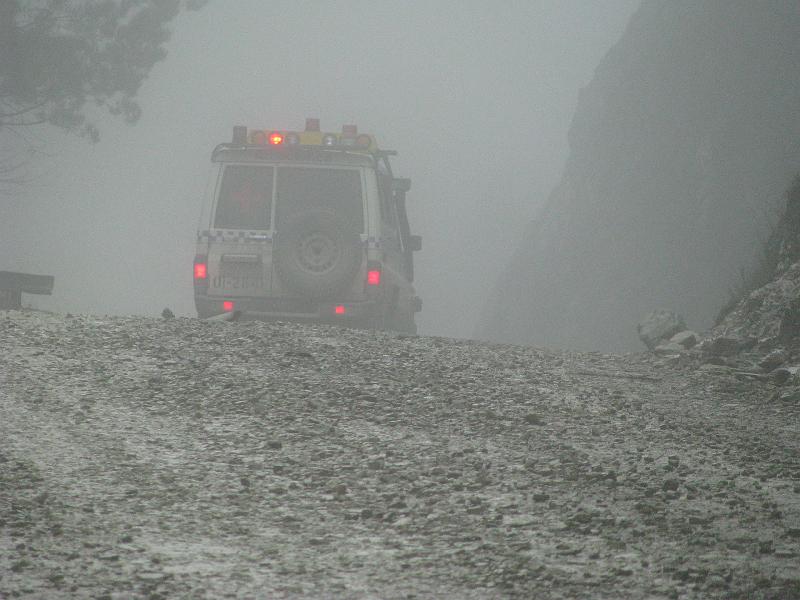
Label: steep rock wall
xmin=479 ymin=0 xmax=800 ymax=351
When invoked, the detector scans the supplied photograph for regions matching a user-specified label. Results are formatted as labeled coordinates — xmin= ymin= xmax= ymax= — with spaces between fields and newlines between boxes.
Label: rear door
xmin=207 ymin=164 xmax=275 ymax=298
xmin=271 ymin=166 xmax=367 ymax=299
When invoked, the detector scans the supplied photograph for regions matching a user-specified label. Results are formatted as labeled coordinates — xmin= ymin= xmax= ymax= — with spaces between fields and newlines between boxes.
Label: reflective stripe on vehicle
xmin=197 ymin=230 xmax=274 ymax=242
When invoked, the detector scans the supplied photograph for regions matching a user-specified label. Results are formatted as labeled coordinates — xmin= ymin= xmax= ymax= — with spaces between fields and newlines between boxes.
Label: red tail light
xmin=223 ymin=301 xmax=235 ymax=312
xmin=194 ymin=256 xmax=208 ymax=280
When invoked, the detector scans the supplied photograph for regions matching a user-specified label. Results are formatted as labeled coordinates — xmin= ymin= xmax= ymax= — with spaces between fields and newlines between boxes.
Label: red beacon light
xmin=222 ymin=300 xmax=235 ymax=312
xmin=340 ymin=125 xmax=358 ymax=146
xmin=334 ymin=305 xmax=346 ymax=315
xmin=268 ymin=132 xmax=284 ymax=145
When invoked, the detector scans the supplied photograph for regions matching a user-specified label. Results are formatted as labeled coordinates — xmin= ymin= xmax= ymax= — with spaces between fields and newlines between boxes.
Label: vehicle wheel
xmin=274 ymin=210 xmax=362 ymax=298
xmin=386 ymin=309 xmax=417 ymax=334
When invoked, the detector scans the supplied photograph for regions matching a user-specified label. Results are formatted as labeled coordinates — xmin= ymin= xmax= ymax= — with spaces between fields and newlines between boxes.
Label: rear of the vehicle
xmin=193 ymin=122 xmax=395 ymax=327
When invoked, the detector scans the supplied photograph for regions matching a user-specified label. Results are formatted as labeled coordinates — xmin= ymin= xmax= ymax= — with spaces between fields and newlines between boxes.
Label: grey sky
xmin=1 ymin=0 xmax=639 ymax=337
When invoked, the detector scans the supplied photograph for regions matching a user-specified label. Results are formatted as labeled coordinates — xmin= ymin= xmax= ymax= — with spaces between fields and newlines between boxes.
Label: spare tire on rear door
xmin=273 ymin=210 xmax=362 ymax=298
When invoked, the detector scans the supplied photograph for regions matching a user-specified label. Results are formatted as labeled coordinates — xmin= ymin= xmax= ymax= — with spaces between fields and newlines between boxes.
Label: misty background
xmin=0 ymin=0 xmax=638 ymax=339
xmin=480 ymin=0 xmax=800 ymax=351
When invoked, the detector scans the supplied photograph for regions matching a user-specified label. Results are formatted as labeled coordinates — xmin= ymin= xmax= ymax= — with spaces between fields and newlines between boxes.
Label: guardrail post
xmin=0 ymin=271 xmax=54 ymax=309
xmin=0 ymin=289 xmax=22 ymax=309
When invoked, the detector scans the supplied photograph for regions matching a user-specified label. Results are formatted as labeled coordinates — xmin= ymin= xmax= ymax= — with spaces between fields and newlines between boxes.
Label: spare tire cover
xmin=273 ymin=210 xmax=362 ymax=298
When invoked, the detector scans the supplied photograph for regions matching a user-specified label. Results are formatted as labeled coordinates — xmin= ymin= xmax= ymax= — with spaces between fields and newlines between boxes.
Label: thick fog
xmin=0 ymin=0 xmax=638 ymax=338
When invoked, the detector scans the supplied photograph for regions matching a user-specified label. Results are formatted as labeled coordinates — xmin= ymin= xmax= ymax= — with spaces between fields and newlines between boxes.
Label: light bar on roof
xmin=239 ymin=121 xmax=376 ymax=151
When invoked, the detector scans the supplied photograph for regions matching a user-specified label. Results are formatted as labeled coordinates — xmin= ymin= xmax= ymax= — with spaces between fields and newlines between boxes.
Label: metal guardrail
xmin=0 ymin=271 xmax=55 ymax=309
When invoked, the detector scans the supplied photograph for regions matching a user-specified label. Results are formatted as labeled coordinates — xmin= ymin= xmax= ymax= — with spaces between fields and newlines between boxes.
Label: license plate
xmin=213 ymin=265 xmax=265 ymax=290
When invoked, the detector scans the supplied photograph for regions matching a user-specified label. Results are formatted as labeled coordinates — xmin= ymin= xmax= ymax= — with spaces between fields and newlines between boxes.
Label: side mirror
xmin=408 ymin=235 xmax=422 ymax=252
xmin=392 ymin=178 xmax=411 ymax=193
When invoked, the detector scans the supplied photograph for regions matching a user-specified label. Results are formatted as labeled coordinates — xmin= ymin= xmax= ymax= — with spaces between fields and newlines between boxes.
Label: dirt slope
xmin=1 ymin=311 xmax=799 ymax=599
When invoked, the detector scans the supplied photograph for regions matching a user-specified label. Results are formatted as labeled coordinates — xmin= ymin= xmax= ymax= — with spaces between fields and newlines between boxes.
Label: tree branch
xmin=0 ymin=100 xmax=48 ymax=119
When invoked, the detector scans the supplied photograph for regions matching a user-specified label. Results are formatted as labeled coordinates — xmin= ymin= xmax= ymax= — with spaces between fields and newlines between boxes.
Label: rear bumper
xmin=194 ymin=294 xmax=382 ymax=323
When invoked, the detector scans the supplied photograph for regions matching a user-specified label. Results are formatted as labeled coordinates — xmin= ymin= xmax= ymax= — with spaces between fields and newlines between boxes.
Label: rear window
xmin=275 ymin=168 xmax=363 ymax=233
xmin=214 ymin=165 xmax=274 ymax=229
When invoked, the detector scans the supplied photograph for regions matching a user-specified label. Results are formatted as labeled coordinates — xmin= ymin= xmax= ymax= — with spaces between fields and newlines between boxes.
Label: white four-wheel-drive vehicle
xmin=193 ymin=119 xmax=421 ymax=332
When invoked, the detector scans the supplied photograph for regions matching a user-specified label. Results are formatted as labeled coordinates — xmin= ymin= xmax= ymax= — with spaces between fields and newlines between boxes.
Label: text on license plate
xmin=212 ymin=274 xmax=265 ymax=290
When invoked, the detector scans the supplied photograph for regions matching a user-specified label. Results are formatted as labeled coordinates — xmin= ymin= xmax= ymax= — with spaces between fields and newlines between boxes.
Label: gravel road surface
xmin=1 ymin=312 xmax=799 ymax=598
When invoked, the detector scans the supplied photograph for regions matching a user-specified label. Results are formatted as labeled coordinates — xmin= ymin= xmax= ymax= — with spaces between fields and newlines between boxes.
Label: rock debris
xmin=1 ymin=311 xmax=799 ymax=598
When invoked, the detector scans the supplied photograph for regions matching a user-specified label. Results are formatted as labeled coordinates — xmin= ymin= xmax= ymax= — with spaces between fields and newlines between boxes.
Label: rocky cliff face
xmin=479 ymin=0 xmax=800 ymax=352
xmin=713 ymin=177 xmax=800 ymax=345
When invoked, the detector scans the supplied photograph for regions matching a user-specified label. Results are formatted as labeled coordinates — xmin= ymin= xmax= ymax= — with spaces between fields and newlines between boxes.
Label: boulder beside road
xmin=670 ymin=330 xmax=697 ymax=349
xmin=637 ymin=310 xmax=686 ymax=350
